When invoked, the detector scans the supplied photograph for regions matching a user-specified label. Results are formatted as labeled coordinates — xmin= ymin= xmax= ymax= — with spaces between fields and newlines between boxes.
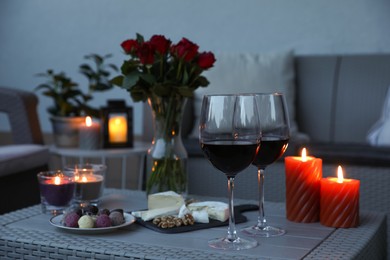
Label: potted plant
xmin=35 ymin=54 xmax=118 ymax=148
xmin=35 ymin=69 xmax=90 ymax=147
xmin=79 ymin=53 xmax=118 ymax=117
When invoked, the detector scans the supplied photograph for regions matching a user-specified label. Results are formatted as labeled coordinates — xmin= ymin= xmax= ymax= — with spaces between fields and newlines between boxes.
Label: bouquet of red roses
xmin=112 ymin=33 xmax=215 ymax=102
xmin=112 ymin=34 xmax=215 ymax=194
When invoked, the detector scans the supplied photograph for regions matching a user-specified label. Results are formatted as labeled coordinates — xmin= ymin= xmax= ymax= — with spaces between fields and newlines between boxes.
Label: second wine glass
xmin=199 ymin=94 xmax=261 ymax=250
xmin=242 ymin=93 xmax=290 ymax=237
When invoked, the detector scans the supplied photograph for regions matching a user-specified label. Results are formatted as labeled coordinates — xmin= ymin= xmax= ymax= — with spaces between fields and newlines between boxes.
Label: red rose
xmin=150 ymin=35 xmax=171 ymax=55
xmin=121 ymin=39 xmax=138 ymax=54
xmin=137 ymin=42 xmax=155 ymax=65
xmin=197 ymin=52 xmax=216 ymax=69
xmin=171 ymin=38 xmax=199 ymax=62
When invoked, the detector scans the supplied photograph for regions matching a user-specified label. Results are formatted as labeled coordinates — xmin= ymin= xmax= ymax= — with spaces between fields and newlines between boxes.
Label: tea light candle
xmin=74 ymin=172 xmax=104 ymax=201
xmin=108 ymin=115 xmax=127 ymax=143
xmin=285 ymin=148 xmax=322 ymax=222
xmin=38 ymin=173 xmax=75 ymax=206
xmin=320 ymin=166 xmax=360 ymax=228
xmin=79 ymin=116 xmax=101 ymax=150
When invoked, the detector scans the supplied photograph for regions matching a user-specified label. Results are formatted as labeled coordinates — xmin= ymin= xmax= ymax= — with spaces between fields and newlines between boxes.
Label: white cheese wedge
xmin=131 ymin=206 xmax=180 ymax=221
xmin=148 ymin=191 xmax=185 ymax=210
xmin=188 ymin=201 xmax=229 ymax=222
xmin=192 ymin=210 xmax=209 ymax=223
xmin=178 ymin=204 xmax=191 ymax=218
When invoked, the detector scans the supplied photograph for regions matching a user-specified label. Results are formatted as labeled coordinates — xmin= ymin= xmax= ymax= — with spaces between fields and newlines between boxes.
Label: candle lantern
xmin=101 ymin=100 xmax=133 ymax=148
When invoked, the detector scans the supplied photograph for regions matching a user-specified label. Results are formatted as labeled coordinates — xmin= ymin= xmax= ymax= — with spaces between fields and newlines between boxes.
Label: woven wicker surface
xmin=0 ymin=189 xmax=386 ymax=259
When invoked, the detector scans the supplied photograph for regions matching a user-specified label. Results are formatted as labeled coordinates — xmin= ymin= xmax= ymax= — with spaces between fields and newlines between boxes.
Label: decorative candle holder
xmin=37 ymin=171 xmax=75 ymax=215
xmin=285 ymin=148 xmax=322 ymax=223
xmin=64 ymin=164 xmax=106 ymax=207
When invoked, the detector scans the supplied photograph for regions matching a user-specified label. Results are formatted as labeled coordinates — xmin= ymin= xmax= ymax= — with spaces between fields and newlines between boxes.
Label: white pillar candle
xmin=79 ymin=116 xmax=101 ymax=150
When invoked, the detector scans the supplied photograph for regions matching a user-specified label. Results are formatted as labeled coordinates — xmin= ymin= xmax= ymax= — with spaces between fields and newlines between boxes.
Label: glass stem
xmin=227 ymin=176 xmax=238 ymax=241
xmin=257 ymin=168 xmax=267 ymax=228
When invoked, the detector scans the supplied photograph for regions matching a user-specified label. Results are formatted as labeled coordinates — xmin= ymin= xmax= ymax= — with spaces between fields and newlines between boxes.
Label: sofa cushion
xmin=191 ymin=50 xmax=298 ymax=138
xmin=0 ymin=144 xmax=49 ymax=177
xmin=367 ymin=85 xmax=390 ymax=146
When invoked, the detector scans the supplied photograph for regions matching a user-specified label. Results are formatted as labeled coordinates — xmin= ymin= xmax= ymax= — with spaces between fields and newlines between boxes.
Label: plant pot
xmin=50 ymin=116 xmax=85 ymax=148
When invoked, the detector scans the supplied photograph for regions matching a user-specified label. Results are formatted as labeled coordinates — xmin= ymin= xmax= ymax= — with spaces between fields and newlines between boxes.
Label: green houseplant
xmin=35 ymin=54 xmax=118 ymax=147
xmin=111 ymin=33 xmax=215 ymax=194
xmin=79 ymin=53 xmax=118 ymax=117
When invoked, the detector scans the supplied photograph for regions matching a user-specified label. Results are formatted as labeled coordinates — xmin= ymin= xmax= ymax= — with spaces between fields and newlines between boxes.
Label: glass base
xmin=208 ymin=236 xmax=258 ymax=250
xmin=72 ymin=199 xmax=100 ymax=208
xmin=41 ymin=203 xmax=69 ymax=216
xmin=242 ymin=225 xmax=286 ymax=237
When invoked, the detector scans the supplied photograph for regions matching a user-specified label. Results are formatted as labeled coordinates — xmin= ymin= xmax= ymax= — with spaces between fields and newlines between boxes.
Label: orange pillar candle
xmin=285 ymin=148 xmax=322 ymax=222
xmin=108 ymin=116 xmax=127 ymax=143
xmin=320 ymin=166 xmax=360 ymax=228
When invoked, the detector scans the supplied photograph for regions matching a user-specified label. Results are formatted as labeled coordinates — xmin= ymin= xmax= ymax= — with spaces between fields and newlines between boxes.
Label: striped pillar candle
xmin=285 ymin=148 xmax=322 ymax=223
xmin=320 ymin=166 xmax=360 ymax=228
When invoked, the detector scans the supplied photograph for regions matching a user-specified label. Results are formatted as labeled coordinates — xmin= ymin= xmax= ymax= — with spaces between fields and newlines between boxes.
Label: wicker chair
xmin=0 ymin=87 xmax=49 ymax=214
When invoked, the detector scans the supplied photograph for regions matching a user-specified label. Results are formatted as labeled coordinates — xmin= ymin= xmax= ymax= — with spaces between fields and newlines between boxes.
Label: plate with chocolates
xmin=50 ymin=205 xmax=136 ymax=234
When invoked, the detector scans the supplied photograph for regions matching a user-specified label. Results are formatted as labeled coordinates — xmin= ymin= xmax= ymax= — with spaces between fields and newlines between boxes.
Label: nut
xmin=152 ymin=214 xmax=195 ymax=229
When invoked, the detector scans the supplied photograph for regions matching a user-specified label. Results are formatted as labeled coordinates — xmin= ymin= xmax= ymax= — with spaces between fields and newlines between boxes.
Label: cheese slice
xmin=131 ymin=206 xmax=180 ymax=221
xmin=178 ymin=204 xmax=191 ymax=218
xmin=148 ymin=191 xmax=185 ymax=210
xmin=188 ymin=201 xmax=229 ymax=222
xmin=192 ymin=210 xmax=209 ymax=223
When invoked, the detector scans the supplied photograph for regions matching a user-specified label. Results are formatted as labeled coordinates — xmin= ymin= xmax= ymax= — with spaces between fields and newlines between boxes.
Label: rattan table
xmin=0 ymin=189 xmax=386 ymax=259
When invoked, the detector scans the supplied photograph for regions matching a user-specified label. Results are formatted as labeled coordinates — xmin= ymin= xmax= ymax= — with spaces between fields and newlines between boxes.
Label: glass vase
xmin=146 ymin=94 xmax=188 ymax=195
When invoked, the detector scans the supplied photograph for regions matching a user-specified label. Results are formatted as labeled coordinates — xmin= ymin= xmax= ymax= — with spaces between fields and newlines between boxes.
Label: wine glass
xmin=199 ymin=94 xmax=261 ymax=250
xmin=242 ymin=93 xmax=290 ymax=237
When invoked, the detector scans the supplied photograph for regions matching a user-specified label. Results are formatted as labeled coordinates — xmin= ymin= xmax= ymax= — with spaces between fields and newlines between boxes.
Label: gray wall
xmin=1 ymin=0 xmax=390 ymax=136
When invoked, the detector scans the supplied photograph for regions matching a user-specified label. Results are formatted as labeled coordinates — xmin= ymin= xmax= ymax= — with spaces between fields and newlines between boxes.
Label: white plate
xmin=50 ymin=212 xmax=136 ymax=234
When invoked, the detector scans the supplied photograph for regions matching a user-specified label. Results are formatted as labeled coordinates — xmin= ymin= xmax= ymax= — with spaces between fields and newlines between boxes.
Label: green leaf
xmin=130 ymin=88 xmax=147 ymax=102
xmin=194 ymin=76 xmax=209 ymax=87
xmin=110 ymin=75 xmax=124 ymax=87
xmin=136 ymin=33 xmax=144 ymax=44
xmin=139 ymin=73 xmax=156 ymax=85
xmin=153 ymin=85 xmax=171 ymax=96
xmin=177 ymin=86 xmax=194 ymax=97
xmin=123 ymin=71 xmax=141 ymax=89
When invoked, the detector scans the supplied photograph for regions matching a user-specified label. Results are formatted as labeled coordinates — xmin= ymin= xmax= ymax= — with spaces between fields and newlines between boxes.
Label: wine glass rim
xmin=254 ymin=92 xmax=284 ymax=96
xmin=204 ymin=93 xmax=257 ymax=97
xmin=203 ymin=92 xmax=284 ymax=97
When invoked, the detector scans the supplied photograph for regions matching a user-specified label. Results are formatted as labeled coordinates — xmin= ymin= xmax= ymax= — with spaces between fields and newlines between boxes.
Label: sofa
xmin=143 ymin=52 xmax=390 ymax=256
xmin=0 ymin=87 xmax=49 ymax=214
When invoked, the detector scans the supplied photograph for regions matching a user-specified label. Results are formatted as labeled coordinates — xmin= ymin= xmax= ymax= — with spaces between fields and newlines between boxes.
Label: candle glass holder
xmin=37 ymin=171 xmax=75 ymax=215
xmin=64 ymin=163 xmax=106 ymax=207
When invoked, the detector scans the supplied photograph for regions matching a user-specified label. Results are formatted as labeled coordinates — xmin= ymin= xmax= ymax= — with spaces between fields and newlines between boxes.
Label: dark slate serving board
xmin=133 ymin=204 xmax=258 ymax=234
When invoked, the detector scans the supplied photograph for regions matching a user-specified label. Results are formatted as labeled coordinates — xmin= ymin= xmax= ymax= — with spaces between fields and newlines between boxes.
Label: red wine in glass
xmin=242 ymin=93 xmax=290 ymax=237
xmin=252 ymin=137 xmax=289 ymax=168
xmin=201 ymin=140 xmax=259 ymax=177
xmin=199 ymin=94 xmax=260 ymax=250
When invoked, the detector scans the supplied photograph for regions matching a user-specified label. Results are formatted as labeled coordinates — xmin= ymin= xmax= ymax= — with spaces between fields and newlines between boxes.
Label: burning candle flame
xmin=85 ymin=116 xmax=92 ymax=127
xmin=54 ymin=176 xmax=61 ymax=185
xmin=337 ymin=165 xmax=344 ymax=183
xmin=301 ymin=148 xmax=307 ymax=162
xmin=81 ymin=176 xmax=88 ymax=182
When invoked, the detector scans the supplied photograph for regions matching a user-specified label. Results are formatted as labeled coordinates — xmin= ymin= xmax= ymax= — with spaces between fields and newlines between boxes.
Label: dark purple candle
xmin=39 ymin=179 xmax=75 ymax=206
